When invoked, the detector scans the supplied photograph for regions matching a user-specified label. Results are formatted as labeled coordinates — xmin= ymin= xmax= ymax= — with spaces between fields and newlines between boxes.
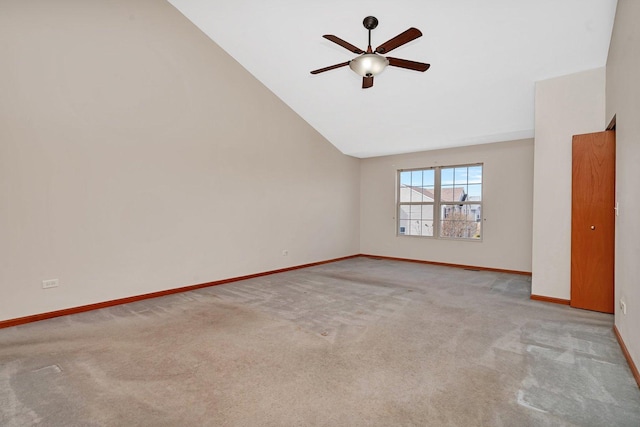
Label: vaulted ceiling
xmin=167 ymin=0 xmax=617 ymax=158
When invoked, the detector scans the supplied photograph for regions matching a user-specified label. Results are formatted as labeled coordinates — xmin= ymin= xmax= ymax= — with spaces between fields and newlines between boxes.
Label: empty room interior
xmin=1 ymin=0 xmax=639 ymax=425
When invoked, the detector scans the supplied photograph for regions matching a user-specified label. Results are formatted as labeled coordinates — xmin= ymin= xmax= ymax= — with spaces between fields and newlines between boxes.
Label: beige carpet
xmin=1 ymin=257 xmax=639 ymax=426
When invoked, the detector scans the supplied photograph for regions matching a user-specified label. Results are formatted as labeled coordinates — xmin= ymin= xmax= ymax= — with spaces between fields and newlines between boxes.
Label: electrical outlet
xmin=42 ymin=279 xmax=59 ymax=289
xmin=619 ymin=299 xmax=627 ymax=315
xmin=282 ymin=250 xmax=289 ymax=256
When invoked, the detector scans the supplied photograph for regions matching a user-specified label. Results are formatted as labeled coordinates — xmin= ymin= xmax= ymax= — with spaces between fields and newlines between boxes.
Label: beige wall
xmin=360 ymin=140 xmax=534 ymax=272
xmin=0 ymin=0 xmax=360 ymax=321
xmin=606 ymin=0 xmax=640 ymax=373
xmin=531 ymin=68 xmax=606 ymax=300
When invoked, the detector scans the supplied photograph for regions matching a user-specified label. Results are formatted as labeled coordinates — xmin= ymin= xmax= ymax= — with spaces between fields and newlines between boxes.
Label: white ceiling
xmin=167 ymin=0 xmax=617 ymax=158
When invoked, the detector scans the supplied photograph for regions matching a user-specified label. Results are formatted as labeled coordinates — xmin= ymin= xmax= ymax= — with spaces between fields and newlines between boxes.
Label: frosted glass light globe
xmin=349 ymin=53 xmax=389 ymax=77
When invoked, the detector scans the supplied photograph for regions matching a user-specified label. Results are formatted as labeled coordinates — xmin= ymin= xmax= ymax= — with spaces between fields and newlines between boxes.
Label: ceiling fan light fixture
xmin=310 ymin=17 xmax=429 ymax=88
xmin=349 ymin=53 xmax=389 ymax=77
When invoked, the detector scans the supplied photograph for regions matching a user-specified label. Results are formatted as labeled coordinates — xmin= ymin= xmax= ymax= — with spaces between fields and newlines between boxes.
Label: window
xmin=397 ymin=164 xmax=483 ymax=240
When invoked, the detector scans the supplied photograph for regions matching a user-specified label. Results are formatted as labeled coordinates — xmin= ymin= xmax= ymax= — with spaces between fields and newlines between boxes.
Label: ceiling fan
xmin=311 ymin=16 xmax=430 ymax=89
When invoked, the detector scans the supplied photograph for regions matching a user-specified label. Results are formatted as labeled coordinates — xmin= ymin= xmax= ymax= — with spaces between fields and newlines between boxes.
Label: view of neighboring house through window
xmin=398 ymin=164 xmax=483 ymax=240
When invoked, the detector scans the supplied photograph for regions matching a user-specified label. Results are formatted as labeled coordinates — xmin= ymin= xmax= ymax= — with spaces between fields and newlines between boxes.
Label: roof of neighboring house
xmin=442 ymin=187 xmax=466 ymax=202
xmin=403 ymin=185 xmax=466 ymax=202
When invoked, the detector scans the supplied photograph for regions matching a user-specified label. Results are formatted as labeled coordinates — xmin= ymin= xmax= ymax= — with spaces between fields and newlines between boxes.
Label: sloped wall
xmin=0 ymin=0 xmax=360 ymax=321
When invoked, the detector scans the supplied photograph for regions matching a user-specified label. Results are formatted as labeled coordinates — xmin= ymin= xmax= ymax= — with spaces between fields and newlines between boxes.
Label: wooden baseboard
xmin=0 ymin=254 xmax=534 ymax=329
xmin=0 ymin=255 xmax=359 ymax=329
xmin=360 ymin=254 xmax=532 ymax=276
xmin=614 ymin=325 xmax=640 ymax=388
xmin=530 ymin=294 xmax=571 ymax=306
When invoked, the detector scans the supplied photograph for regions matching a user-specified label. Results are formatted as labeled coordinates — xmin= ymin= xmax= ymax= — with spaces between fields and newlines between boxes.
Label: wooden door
xmin=571 ymin=131 xmax=615 ymax=313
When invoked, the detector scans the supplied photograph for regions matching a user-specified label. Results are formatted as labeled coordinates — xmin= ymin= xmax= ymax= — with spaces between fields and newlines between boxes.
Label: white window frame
xmin=397 ymin=163 xmax=483 ymax=241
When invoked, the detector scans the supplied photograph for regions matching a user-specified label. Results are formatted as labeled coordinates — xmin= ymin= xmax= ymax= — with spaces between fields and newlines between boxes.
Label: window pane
xmin=422 ymin=170 xmax=435 ymax=187
xmin=408 ymin=205 xmax=422 ymax=236
xmin=409 ymin=204 xmax=422 ymax=222
xmin=441 ymin=168 xmax=453 ymax=186
xmin=399 ymin=169 xmax=436 ymax=203
xmin=399 ymin=171 xmax=411 ymax=202
xmin=421 ymin=186 xmax=435 ymax=202
xmin=411 ymin=185 xmax=424 ymax=202
xmin=411 ymin=170 xmax=422 ymax=187
xmin=400 ymin=171 xmax=411 ymax=186
xmin=399 ymin=204 xmax=434 ymax=236
xmin=440 ymin=204 xmax=481 ymax=239
xmin=420 ymin=169 xmax=435 ymax=202
xmin=454 ymin=167 xmax=468 ymax=184
xmin=399 ymin=185 xmax=412 ymax=203
xmin=409 ymin=205 xmax=419 ymax=236
xmin=468 ymin=166 xmax=482 ymax=184
xmin=399 ymin=204 xmax=411 ymax=222
xmin=467 ymin=184 xmax=482 ymax=201
xmin=441 ymin=185 xmax=463 ymax=202
xmin=460 ymin=185 xmax=469 ymax=200
xmin=471 ymin=204 xmax=482 ymax=223
xmin=421 ymin=205 xmax=434 ymax=236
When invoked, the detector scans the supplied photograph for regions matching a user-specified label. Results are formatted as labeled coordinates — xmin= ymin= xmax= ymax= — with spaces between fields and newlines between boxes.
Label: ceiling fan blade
xmin=375 ymin=28 xmax=422 ymax=54
xmin=310 ymin=61 xmax=350 ymax=75
xmin=387 ymin=57 xmax=431 ymax=72
xmin=362 ymin=76 xmax=374 ymax=89
xmin=323 ymin=35 xmax=364 ymax=54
